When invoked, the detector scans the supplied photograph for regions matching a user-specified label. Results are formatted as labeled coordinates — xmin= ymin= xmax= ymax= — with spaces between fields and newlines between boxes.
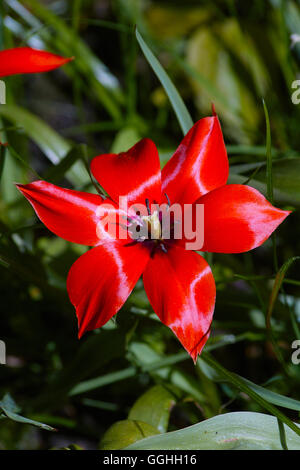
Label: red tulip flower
xmin=16 ymin=116 xmax=290 ymax=362
xmin=0 ymin=47 xmax=73 ymax=77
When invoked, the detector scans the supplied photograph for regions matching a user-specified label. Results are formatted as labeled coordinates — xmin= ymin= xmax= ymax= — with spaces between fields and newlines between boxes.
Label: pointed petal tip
xmin=211 ymin=102 xmax=217 ymax=116
xmin=0 ymin=48 xmax=74 ymax=77
xmin=275 ymin=207 xmax=292 ymax=225
xmin=15 ymin=182 xmax=26 ymax=192
xmin=188 ymin=336 xmax=209 ymax=364
xmin=77 ymin=328 xmax=84 ymax=340
xmin=63 ymin=56 xmax=75 ymax=64
xmin=77 ymin=318 xmax=87 ymax=339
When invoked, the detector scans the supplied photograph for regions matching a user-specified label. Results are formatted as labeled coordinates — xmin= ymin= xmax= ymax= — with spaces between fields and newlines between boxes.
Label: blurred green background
xmin=1 ymin=0 xmax=300 ymax=450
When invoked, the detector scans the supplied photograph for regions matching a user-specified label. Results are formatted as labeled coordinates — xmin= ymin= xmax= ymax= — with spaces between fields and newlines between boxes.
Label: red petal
xmin=90 ymin=138 xmax=162 ymax=207
xmin=199 ymin=184 xmax=291 ymax=253
xmin=16 ymin=181 xmax=125 ymax=245
xmin=67 ymin=241 xmax=150 ymax=337
xmin=162 ymin=116 xmax=228 ymax=205
xmin=143 ymin=246 xmax=216 ymax=362
xmin=0 ymin=48 xmax=72 ymax=77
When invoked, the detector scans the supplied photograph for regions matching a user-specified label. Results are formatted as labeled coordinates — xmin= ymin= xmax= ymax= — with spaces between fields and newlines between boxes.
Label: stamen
xmin=164 ymin=193 xmax=170 ymax=207
xmin=160 ymin=243 xmax=168 ymax=254
xmin=145 ymin=198 xmax=151 ymax=216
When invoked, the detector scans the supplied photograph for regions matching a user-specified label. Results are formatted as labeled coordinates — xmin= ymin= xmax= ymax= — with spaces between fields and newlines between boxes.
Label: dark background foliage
xmin=0 ymin=0 xmax=300 ymax=450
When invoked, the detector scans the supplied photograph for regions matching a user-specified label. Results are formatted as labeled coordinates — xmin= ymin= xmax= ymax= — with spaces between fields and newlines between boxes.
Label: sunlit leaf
xmin=128 ymin=385 xmax=176 ymax=433
xmin=125 ymin=412 xmax=300 ymax=450
xmin=99 ymin=419 xmax=160 ymax=450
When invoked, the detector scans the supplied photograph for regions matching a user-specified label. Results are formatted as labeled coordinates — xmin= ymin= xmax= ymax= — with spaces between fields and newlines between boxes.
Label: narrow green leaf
xmin=0 ymin=142 xmax=7 ymax=181
xmin=201 ymin=352 xmax=300 ymax=438
xmin=0 ymin=105 xmax=70 ymax=163
xmin=266 ymin=256 xmax=300 ymax=332
xmin=0 ymin=105 xmax=86 ymax=185
xmin=277 ymin=418 xmax=288 ymax=450
xmin=43 ymin=144 xmax=86 ymax=183
xmin=69 ymin=367 xmax=137 ymax=396
xmin=236 ymin=375 xmax=300 ymax=412
xmin=136 ymin=28 xmax=193 ymax=135
xmin=263 ymin=100 xmax=273 ymax=203
xmin=0 ymin=394 xmax=56 ymax=432
xmin=1 ymin=409 xmax=56 ymax=431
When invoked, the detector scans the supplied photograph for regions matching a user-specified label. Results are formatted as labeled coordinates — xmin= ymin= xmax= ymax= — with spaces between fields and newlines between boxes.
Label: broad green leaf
xmin=99 ymin=419 xmax=160 ymax=450
xmin=128 ymin=385 xmax=176 ymax=433
xmin=136 ymin=28 xmax=193 ymax=135
xmin=125 ymin=412 xmax=300 ymax=450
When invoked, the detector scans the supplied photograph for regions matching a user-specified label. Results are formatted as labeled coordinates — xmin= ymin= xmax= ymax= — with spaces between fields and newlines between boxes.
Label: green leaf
xmin=0 ymin=142 xmax=7 ymax=181
xmin=128 ymin=385 xmax=176 ymax=433
xmin=69 ymin=367 xmax=137 ymax=396
xmin=0 ymin=105 xmax=86 ymax=185
xmin=199 ymin=360 xmax=300 ymax=412
xmin=0 ymin=105 xmax=70 ymax=162
xmin=228 ymin=158 xmax=300 ymax=207
xmin=110 ymin=127 xmax=140 ymax=153
xmin=10 ymin=0 xmax=123 ymax=119
xmin=267 ymin=257 xmax=300 ymax=333
xmin=263 ymin=99 xmax=274 ymax=204
xmin=0 ymin=394 xmax=56 ymax=432
xmin=201 ymin=352 xmax=300 ymax=438
xmin=136 ymin=28 xmax=193 ymax=135
xmin=43 ymin=144 xmax=87 ymax=183
xmin=99 ymin=420 xmax=160 ymax=450
xmin=186 ymin=22 xmax=261 ymax=143
xmin=125 ymin=412 xmax=300 ymax=450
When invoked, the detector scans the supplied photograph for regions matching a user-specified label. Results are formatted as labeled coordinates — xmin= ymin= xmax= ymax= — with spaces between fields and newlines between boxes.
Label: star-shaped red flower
xmin=17 ymin=116 xmax=290 ymax=362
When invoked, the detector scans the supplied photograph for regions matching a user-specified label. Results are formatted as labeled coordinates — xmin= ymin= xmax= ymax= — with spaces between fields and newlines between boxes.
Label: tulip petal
xmin=143 ymin=245 xmax=216 ymax=362
xmin=0 ymin=48 xmax=72 ymax=77
xmin=67 ymin=241 xmax=150 ymax=337
xmin=198 ymin=184 xmax=291 ymax=253
xmin=16 ymin=181 xmax=127 ymax=246
xmin=90 ymin=138 xmax=162 ymax=208
xmin=162 ymin=116 xmax=228 ymax=205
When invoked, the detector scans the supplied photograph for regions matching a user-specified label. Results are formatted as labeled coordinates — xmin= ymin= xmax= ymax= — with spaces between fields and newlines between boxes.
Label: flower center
xmin=126 ymin=196 xmax=173 ymax=254
xmin=141 ymin=210 xmax=162 ymax=240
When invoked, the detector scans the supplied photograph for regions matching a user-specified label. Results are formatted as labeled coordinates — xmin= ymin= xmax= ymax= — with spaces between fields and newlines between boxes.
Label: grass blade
xmin=136 ymin=28 xmax=193 ymax=135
